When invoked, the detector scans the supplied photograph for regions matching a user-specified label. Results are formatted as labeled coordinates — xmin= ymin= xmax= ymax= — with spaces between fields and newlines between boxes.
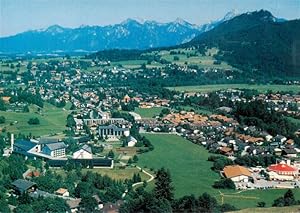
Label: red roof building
xmin=267 ymin=163 xmax=298 ymax=176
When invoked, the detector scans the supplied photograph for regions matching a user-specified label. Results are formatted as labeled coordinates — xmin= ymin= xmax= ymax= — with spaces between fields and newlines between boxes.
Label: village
xmin=0 ymin=56 xmax=299 ymax=212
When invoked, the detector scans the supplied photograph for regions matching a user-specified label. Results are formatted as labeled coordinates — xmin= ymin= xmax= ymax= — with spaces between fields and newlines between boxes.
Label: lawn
xmin=134 ymin=107 xmax=165 ymax=118
xmin=167 ymin=84 xmax=300 ymax=94
xmin=0 ymin=103 xmax=69 ymax=137
xmin=137 ymin=134 xmax=300 ymax=209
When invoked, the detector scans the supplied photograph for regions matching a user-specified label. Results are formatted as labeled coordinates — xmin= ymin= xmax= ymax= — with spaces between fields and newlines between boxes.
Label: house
xmin=219 ymin=147 xmax=233 ymax=157
xmin=103 ymin=200 xmax=124 ymax=213
xmin=55 ymin=188 xmax=69 ymax=197
xmin=93 ymin=194 xmax=104 ymax=210
xmin=126 ymin=136 xmax=137 ymax=147
xmin=73 ymin=144 xmax=93 ymax=159
xmin=123 ymin=95 xmax=131 ymax=103
xmin=223 ymin=165 xmax=252 ymax=182
xmin=282 ymin=148 xmax=297 ymax=158
xmin=41 ymin=142 xmax=67 ymax=158
xmin=11 ymin=179 xmax=37 ymax=195
xmin=66 ymin=199 xmax=81 ymax=213
xmin=274 ymin=135 xmax=287 ymax=143
xmin=2 ymin=96 xmax=11 ymax=103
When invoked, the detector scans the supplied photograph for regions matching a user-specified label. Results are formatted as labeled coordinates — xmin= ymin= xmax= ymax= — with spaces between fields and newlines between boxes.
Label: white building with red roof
xmin=267 ymin=162 xmax=298 ymax=181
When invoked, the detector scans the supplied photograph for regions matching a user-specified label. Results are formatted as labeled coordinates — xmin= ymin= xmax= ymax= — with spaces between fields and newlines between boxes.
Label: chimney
xmin=287 ymin=159 xmax=291 ymax=165
xmin=10 ymin=133 xmax=14 ymax=152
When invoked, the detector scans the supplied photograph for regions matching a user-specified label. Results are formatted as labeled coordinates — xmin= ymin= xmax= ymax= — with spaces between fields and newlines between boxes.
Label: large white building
xmin=98 ymin=124 xmax=130 ymax=140
xmin=13 ymin=138 xmax=67 ymax=159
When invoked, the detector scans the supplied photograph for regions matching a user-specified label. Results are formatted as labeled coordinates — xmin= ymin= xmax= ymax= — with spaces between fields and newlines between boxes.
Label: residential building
xmin=11 ymin=179 xmax=37 ymax=195
xmin=55 ymin=188 xmax=70 ymax=197
xmin=223 ymin=165 xmax=252 ymax=182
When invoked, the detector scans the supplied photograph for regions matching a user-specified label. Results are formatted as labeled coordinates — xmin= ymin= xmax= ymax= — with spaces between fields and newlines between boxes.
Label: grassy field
xmin=178 ymin=105 xmax=213 ymax=115
xmin=167 ymin=84 xmax=300 ymax=93
xmin=0 ymin=103 xmax=69 ymax=136
xmin=145 ymin=47 xmax=232 ymax=69
xmin=138 ymin=134 xmax=220 ymax=197
xmin=137 ymin=134 xmax=300 ymax=209
xmin=230 ymin=205 xmax=300 ymax=213
xmin=53 ymin=167 xmax=149 ymax=181
xmin=111 ymin=60 xmax=148 ymax=69
xmin=134 ymin=107 xmax=165 ymax=118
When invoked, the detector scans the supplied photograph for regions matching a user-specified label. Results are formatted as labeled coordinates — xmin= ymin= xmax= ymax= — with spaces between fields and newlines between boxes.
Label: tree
xmin=79 ymin=196 xmax=98 ymax=212
xmin=14 ymin=204 xmax=34 ymax=213
xmin=133 ymin=155 xmax=138 ymax=163
xmin=213 ymin=178 xmax=236 ymax=189
xmin=273 ymin=189 xmax=297 ymax=207
xmin=75 ymin=182 xmax=93 ymax=198
xmin=28 ymin=117 xmax=40 ymax=125
xmin=66 ymin=114 xmax=76 ymax=128
xmin=198 ymin=192 xmax=218 ymax=213
xmin=154 ymin=168 xmax=174 ymax=201
xmin=107 ymin=150 xmax=115 ymax=159
xmin=284 ymin=189 xmax=296 ymax=206
xmin=0 ymin=116 xmax=5 ymax=124
xmin=257 ymin=201 xmax=266 ymax=207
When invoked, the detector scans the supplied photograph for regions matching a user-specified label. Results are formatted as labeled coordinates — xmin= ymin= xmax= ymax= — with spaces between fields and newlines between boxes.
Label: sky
xmin=0 ymin=0 xmax=299 ymax=37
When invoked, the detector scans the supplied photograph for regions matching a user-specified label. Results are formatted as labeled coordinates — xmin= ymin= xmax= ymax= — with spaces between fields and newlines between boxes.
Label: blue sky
xmin=0 ymin=0 xmax=299 ymax=37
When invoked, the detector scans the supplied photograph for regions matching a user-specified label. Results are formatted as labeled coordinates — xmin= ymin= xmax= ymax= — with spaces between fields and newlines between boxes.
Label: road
xmin=122 ymin=165 xmax=155 ymax=198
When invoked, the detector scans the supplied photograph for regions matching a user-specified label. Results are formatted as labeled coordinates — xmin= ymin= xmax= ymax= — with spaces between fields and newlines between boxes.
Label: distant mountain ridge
xmin=0 ymin=11 xmax=239 ymax=53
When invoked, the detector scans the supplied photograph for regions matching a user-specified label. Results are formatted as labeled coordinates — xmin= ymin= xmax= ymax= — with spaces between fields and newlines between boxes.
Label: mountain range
xmin=0 ymin=11 xmax=239 ymax=53
xmin=187 ymin=10 xmax=300 ymax=77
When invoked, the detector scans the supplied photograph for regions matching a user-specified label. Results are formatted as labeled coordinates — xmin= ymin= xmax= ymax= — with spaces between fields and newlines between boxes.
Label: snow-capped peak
xmin=222 ymin=9 xmax=239 ymax=22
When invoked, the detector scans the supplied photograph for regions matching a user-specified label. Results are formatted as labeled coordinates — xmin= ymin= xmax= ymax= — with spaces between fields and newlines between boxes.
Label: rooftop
xmin=11 ymin=179 xmax=37 ymax=193
xmin=268 ymin=163 xmax=297 ymax=172
xmin=223 ymin=165 xmax=252 ymax=178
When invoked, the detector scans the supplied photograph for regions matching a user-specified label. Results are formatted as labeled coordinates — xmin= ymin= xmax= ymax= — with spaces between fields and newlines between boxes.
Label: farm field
xmin=0 ymin=103 xmax=69 ymax=137
xmin=138 ymin=133 xmax=300 ymax=209
xmin=134 ymin=107 xmax=165 ymax=118
xmin=167 ymin=84 xmax=300 ymax=93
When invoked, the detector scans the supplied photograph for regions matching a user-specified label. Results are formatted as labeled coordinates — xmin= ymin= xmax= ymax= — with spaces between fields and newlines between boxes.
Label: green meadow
xmin=134 ymin=107 xmax=165 ymax=118
xmin=138 ymin=134 xmax=300 ymax=209
xmin=0 ymin=103 xmax=69 ymax=137
xmin=168 ymin=84 xmax=300 ymax=93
